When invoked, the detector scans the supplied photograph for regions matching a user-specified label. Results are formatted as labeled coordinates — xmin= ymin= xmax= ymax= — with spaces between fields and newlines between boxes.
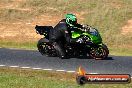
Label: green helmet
xmin=65 ymin=13 xmax=77 ymax=26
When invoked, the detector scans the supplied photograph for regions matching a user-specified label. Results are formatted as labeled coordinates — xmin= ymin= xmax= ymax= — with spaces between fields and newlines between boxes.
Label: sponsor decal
xmin=76 ymin=66 xmax=131 ymax=85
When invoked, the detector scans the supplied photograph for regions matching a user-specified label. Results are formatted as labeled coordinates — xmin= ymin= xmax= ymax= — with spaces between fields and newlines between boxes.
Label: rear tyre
xmin=37 ymin=38 xmax=57 ymax=57
xmin=89 ymin=44 xmax=109 ymax=60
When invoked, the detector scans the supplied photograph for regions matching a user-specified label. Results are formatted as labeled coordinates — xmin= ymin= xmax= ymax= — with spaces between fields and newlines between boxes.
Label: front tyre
xmin=89 ymin=44 xmax=109 ymax=60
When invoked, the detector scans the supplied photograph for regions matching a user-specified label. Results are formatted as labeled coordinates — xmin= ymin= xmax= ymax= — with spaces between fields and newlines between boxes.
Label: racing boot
xmin=53 ymin=42 xmax=67 ymax=59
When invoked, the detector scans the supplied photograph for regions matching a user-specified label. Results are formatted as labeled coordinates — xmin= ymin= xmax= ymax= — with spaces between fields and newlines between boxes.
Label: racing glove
xmin=80 ymin=24 xmax=91 ymax=32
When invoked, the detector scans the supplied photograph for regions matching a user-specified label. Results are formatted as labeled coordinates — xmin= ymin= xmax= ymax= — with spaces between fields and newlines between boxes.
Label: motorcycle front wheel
xmin=89 ymin=44 xmax=109 ymax=60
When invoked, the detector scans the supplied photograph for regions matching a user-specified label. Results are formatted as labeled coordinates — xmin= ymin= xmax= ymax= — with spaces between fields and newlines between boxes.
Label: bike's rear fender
xmin=35 ymin=25 xmax=53 ymax=39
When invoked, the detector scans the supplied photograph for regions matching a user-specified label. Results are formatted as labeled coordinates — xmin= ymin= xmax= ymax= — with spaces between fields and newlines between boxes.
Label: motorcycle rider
xmin=49 ymin=13 xmax=90 ymax=59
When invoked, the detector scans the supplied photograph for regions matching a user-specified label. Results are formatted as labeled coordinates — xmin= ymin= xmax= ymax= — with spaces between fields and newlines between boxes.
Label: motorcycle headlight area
xmin=89 ymin=28 xmax=98 ymax=36
xmin=90 ymin=31 xmax=98 ymax=36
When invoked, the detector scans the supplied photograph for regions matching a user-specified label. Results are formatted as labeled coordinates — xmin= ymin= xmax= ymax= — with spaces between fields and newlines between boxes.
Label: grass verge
xmin=109 ymin=47 xmax=132 ymax=56
xmin=0 ymin=67 xmax=131 ymax=88
xmin=0 ymin=41 xmax=37 ymax=50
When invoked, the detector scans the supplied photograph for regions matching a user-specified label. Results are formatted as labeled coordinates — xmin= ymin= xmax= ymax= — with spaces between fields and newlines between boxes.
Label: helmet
xmin=65 ymin=13 xmax=77 ymax=26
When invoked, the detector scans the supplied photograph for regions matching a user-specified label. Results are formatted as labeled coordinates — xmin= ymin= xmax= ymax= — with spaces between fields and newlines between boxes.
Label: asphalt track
xmin=0 ymin=48 xmax=132 ymax=75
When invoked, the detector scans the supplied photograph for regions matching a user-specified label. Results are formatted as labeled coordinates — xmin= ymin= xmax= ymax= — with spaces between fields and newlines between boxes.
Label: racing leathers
xmin=49 ymin=19 xmax=89 ymax=58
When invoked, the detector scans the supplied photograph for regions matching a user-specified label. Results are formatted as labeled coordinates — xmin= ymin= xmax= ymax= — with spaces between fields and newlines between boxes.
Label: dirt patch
xmin=0 ymin=0 xmax=30 ymax=11
xmin=110 ymin=1 xmax=124 ymax=9
xmin=103 ymin=0 xmax=124 ymax=9
xmin=0 ymin=0 xmax=85 ymax=42
xmin=121 ymin=19 xmax=132 ymax=35
xmin=0 ymin=11 xmax=85 ymax=42
xmin=0 ymin=14 xmax=62 ymax=42
xmin=75 ymin=11 xmax=86 ymax=22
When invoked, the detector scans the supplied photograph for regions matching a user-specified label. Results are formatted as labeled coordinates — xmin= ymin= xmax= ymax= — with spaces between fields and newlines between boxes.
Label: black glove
xmin=81 ymin=25 xmax=91 ymax=32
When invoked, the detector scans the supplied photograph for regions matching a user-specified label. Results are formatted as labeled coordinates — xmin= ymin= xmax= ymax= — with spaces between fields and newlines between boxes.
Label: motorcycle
xmin=35 ymin=25 xmax=109 ymax=60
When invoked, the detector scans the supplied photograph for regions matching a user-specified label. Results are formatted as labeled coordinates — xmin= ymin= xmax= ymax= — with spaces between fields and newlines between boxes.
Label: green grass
xmin=0 ymin=41 xmax=37 ymax=50
xmin=109 ymin=47 xmax=132 ymax=56
xmin=0 ymin=67 xmax=131 ymax=88
xmin=0 ymin=8 xmax=34 ymax=22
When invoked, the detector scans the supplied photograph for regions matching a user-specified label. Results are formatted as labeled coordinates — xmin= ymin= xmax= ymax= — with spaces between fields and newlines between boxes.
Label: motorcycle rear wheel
xmin=37 ymin=38 xmax=57 ymax=57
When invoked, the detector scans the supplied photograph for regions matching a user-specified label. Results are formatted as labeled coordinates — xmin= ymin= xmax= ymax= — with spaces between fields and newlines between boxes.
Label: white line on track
xmin=9 ymin=66 xmax=19 ymax=68
xmin=32 ymin=68 xmax=42 ymax=70
xmin=43 ymin=69 xmax=53 ymax=71
xmin=0 ymin=65 xmax=6 ymax=67
xmin=20 ymin=67 xmax=31 ymax=69
xmin=67 ymin=71 xmax=76 ymax=73
xmin=56 ymin=70 xmax=66 ymax=72
xmin=0 ymin=64 xmax=132 ymax=78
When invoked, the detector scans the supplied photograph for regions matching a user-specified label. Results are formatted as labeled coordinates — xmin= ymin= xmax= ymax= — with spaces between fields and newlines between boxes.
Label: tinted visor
xmin=69 ymin=19 xmax=77 ymax=25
